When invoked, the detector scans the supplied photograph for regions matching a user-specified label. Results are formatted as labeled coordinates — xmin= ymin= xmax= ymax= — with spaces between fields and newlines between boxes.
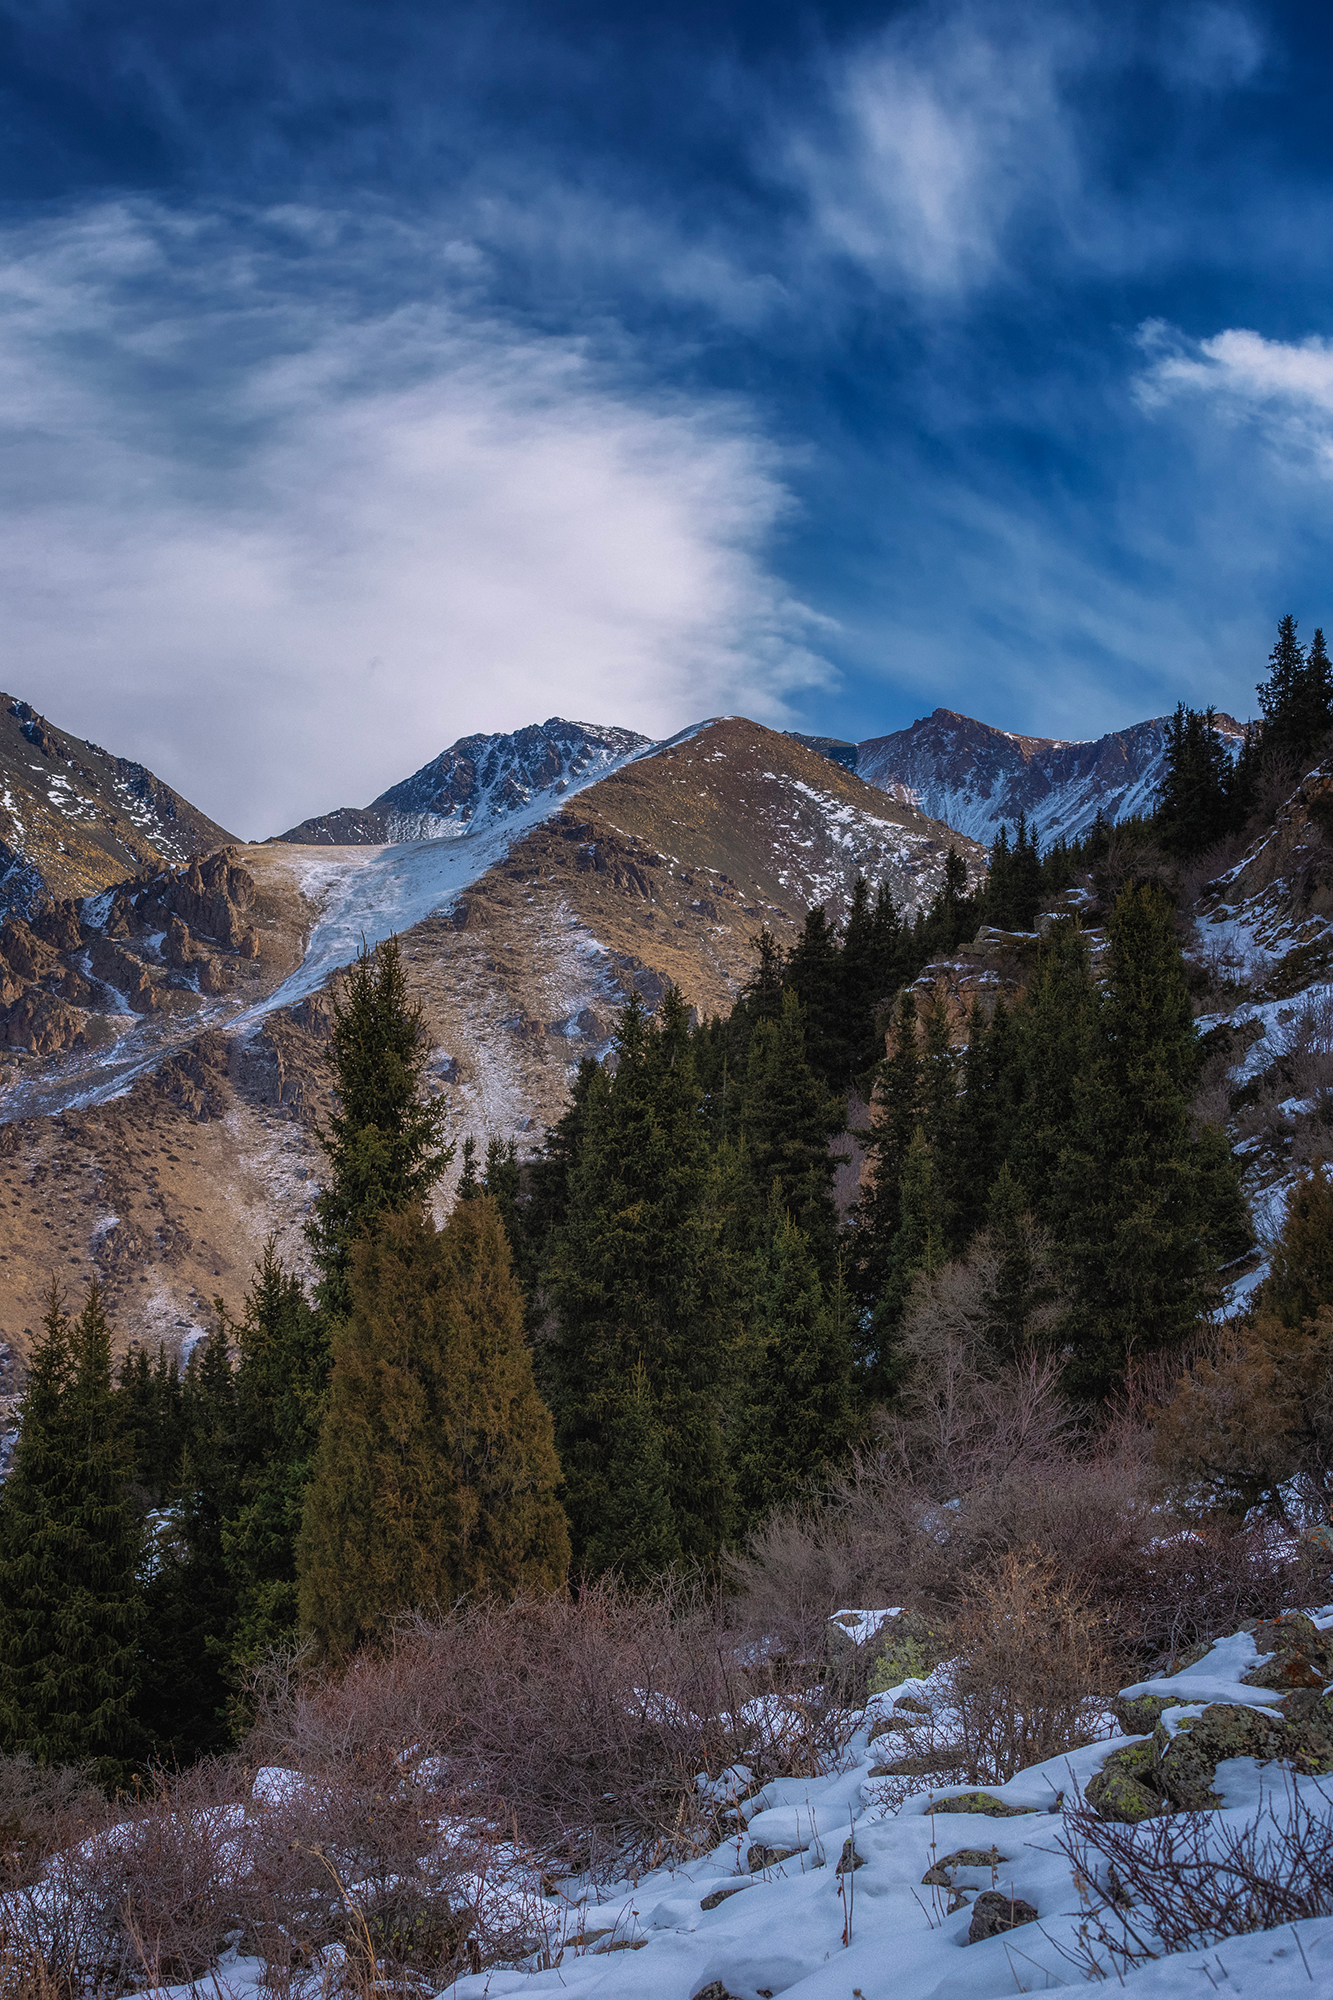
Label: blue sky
xmin=3 ymin=0 xmax=1333 ymax=834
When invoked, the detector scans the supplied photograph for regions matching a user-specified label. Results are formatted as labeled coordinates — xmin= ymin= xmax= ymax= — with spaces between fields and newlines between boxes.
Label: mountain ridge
xmin=273 ymin=717 xmax=651 ymax=845
xmin=855 ymin=705 xmax=1249 ymax=846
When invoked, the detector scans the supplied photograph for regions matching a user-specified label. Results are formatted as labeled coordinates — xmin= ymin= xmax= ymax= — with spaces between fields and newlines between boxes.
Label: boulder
xmin=927 ymin=1793 xmax=1037 ymax=1818
xmin=967 ymin=1892 xmax=1038 ymax=1944
xmin=1158 ymin=1704 xmax=1291 ymax=1811
xmin=921 ymin=1847 xmax=1005 ymax=1887
xmin=1241 ymin=1614 xmax=1333 ymax=1691
xmin=835 ymin=1839 xmax=864 ymax=1874
xmin=1084 ymin=1742 xmax=1166 ymax=1823
xmin=747 ymin=1843 xmax=799 ymax=1872
xmin=1112 ymin=1693 xmax=1176 ymax=1736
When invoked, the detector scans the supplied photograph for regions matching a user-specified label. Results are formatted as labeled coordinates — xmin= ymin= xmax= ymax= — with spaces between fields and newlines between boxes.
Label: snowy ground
xmin=133 ymin=1615 xmax=1333 ymax=2000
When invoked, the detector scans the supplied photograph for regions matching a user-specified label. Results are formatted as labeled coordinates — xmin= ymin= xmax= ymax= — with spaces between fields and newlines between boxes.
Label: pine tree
xmin=1256 ymin=1166 xmax=1333 ymax=1327
xmin=137 ymin=1323 xmax=239 ymax=1763
xmin=839 ymin=874 xmax=883 ymax=1078
xmin=732 ymin=1205 xmax=855 ymax=1523
xmin=852 ymin=992 xmax=923 ymax=1391
xmin=1301 ymin=627 xmax=1333 ymax=757
xmin=1008 ymin=921 xmax=1097 ymax=1216
xmin=0 ymin=1283 xmax=142 ymax=1783
xmin=545 ymin=991 xmax=736 ymax=1573
xmin=738 ymin=986 xmax=845 ymax=1279
xmin=1053 ymin=882 xmax=1242 ymax=1399
xmin=223 ymin=1244 xmax=330 ymax=1668
xmin=457 ymin=1136 xmax=481 ymax=1200
xmin=785 ymin=904 xmax=845 ymax=1084
xmin=1156 ymin=706 xmax=1236 ymax=858
xmin=980 ymin=1163 xmax=1057 ymax=1357
xmin=298 ymin=1198 xmax=568 ymax=1660
xmin=1255 ymin=612 xmax=1330 ymax=765
xmin=307 ymin=936 xmax=453 ymax=1320
xmin=873 ymin=1127 xmax=949 ymax=1366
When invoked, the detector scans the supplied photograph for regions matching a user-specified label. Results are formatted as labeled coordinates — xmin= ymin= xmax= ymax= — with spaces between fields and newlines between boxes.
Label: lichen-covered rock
xmin=1084 ymin=1741 xmax=1166 ymax=1823
xmin=836 ymin=1839 xmax=864 ymax=1874
xmin=1112 ymin=1693 xmax=1176 ymax=1736
xmin=1242 ymin=1614 xmax=1333 ymax=1692
xmin=1158 ymin=1703 xmax=1289 ymax=1810
xmin=747 ymin=1843 xmax=799 ymax=1872
xmin=966 ymin=1891 xmax=1038 ymax=1943
xmin=927 ymin=1793 xmax=1037 ymax=1818
xmin=922 ymin=1847 xmax=1005 ymax=1886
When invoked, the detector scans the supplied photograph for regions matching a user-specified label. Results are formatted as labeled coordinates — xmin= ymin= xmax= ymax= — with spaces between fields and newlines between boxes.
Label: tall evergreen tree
xmin=1156 ymin=705 xmax=1236 ymax=858
xmin=223 ymin=1245 xmax=330 ymax=1669
xmin=0 ymin=1283 xmax=142 ymax=1783
xmin=307 ymin=936 xmax=453 ymax=1320
xmin=1052 ymin=882 xmax=1245 ymax=1398
xmin=1256 ymin=1166 xmax=1333 ymax=1328
xmin=738 ymin=987 xmax=845 ymax=1278
xmin=785 ymin=904 xmax=846 ymax=1084
xmin=299 ymin=1198 xmax=569 ymax=1660
xmin=732 ymin=1204 xmax=855 ymax=1523
xmin=137 ymin=1323 xmax=239 ymax=1764
xmin=545 ymin=991 xmax=736 ymax=1573
xmin=1255 ymin=612 xmax=1332 ymax=765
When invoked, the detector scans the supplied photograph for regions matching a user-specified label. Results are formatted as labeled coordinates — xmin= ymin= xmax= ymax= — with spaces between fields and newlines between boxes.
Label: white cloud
xmin=783 ymin=4 xmax=1088 ymax=295
xmin=1135 ymin=322 xmax=1333 ymax=469
xmin=0 ymin=202 xmax=834 ymax=837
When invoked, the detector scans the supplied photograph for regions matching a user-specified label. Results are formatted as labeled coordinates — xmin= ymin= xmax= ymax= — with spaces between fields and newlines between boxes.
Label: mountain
xmin=273 ymin=717 xmax=651 ymax=844
xmin=0 ymin=694 xmax=235 ymax=919
xmin=0 ymin=716 xmax=982 ymax=1358
xmin=855 ymin=706 xmax=1248 ymax=846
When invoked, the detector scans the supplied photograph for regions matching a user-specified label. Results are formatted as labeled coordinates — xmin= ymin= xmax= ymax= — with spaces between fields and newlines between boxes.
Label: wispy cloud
xmin=1135 ymin=321 xmax=1333 ymax=470
xmin=0 ymin=202 xmax=834 ymax=836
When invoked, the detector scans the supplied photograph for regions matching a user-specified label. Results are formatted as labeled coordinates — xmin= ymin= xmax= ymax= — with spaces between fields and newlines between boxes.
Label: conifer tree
xmin=873 ymin=1127 xmax=949 ymax=1371
xmin=457 ymin=1135 xmax=481 ymax=1199
xmin=839 ymin=874 xmax=884 ymax=1078
xmin=785 ymin=904 xmax=845 ymax=1083
xmin=307 ymin=936 xmax=453 ymax=1320
xmin=980 ymin=1163 xmax=1057 ymax=1357
xmin=1008 ymin=921 xmax=1097 ymax=1216
xmin=545 ymin=991 xmax=735 ymax=1573
xmin=299 ymin=1198 xmax=568 ymax=1660
xmin=732 ymin=1205 xmax=855 ymax=1523
xmin=1156 ymin=706 xmax=1236 ymax=858
xmin=223 ymin=1244 xmax=329 ymax=1668
xmin=137 ymin=1324 xmax=239 ymax=1763
xmin=852 ymin=993 xmax=923 ymax=1390
xmin=738 ymin=987 xmax=845 ymax=1278
xmin=0 ymin=1283 xmax=142 ymax=1783
xmin=1052 ymin=882 xmax=1243 ymax=1398
xmin=1256 ymin=1166 xmax=1333 ymax=1327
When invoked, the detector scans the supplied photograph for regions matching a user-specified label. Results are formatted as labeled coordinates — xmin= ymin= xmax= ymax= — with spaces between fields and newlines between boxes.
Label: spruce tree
xmin=223 ymin=1244 xmax=329 ymax=1668
xmin=732 ymin=1205 xmax=855 ymax=1523
xmin=852 ymin=992 xmax=923 ymax=1392
xmin=1256 ymin=1166 xmax=1333 ymax=1327
xmin=785 ymin=904 xmax=845 ymax=1084
xmin=298 ymin=1198 xmax=568 ymax=1660
xmin=307 ymin=935 xmax=453 ymax=1319
xmin=873 ymin=1126 xmax=949 ymax=1366
xmin=0 ymin=1283 xmax=142 ymax=1783
xmin=1053 ymin=882 xmax=1244 ymax=1398
xmin=1156 ymin=705 xmax=1236 ymax=858
xmin=137 ymin=1324 xmax=239 ymax=1763
xmin=545 ymin=991 xmax=736 ymax=1573
xmin=738 ymin=987 xmax=845 ymax=1279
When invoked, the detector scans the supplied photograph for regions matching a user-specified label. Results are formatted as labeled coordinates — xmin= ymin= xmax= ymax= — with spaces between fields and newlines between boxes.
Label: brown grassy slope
xmin=0 ymin=721 xmax=983 ymax=1366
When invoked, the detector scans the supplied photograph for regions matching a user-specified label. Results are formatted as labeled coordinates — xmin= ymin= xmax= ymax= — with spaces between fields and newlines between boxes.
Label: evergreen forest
xmin=1 ymin=613 xmax=1331 ymax=1784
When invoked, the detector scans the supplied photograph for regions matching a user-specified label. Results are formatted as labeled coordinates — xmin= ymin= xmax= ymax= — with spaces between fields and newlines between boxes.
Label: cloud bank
xmin=0 ymin=204 xmax=832 ymax=836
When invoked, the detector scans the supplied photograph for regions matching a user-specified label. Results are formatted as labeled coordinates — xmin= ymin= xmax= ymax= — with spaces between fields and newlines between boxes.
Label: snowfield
xmin=126 ymin=1613 xmax=1333 ymax=2000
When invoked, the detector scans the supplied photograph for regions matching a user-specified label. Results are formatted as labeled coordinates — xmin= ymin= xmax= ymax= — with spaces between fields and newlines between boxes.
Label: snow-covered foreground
xmin=136 ymin=1614 xmax=1333 ymax=2000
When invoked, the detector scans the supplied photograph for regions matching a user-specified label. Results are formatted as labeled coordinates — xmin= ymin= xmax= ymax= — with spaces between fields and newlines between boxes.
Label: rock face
xmin=0 ymin=851 xmax=260 ymax=1057
xmin=0 ymin=693 xmax=235 ymax=919
xmin=273 ymin=718 xmax=652 ymax=845
xmin=856 ymin=707 xmax=1247 ymax=846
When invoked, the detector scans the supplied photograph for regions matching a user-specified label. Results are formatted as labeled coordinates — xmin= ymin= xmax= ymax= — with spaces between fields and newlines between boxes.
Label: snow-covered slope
xmin=273 ymin=717 xmax=651 ymax=845
xmin=144 ymin=1611 xmax=1333 ymax=2000
xmin=857 ymin=708 xmax=1248 ymax=847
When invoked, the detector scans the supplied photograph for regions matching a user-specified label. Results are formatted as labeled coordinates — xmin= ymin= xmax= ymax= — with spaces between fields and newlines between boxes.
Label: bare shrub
xmin=1059 ymin=1773 xmax=1333 ymax=1974
xmin=247 ymin=1577 xmax=856 ymax=1887
xmin=943 ymin=1550 xmax=1119 ymax=1785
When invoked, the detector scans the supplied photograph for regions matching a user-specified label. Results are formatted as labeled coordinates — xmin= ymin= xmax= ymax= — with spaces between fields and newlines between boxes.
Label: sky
xmin=4 ymin=0 xmax=1333 ymax=835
